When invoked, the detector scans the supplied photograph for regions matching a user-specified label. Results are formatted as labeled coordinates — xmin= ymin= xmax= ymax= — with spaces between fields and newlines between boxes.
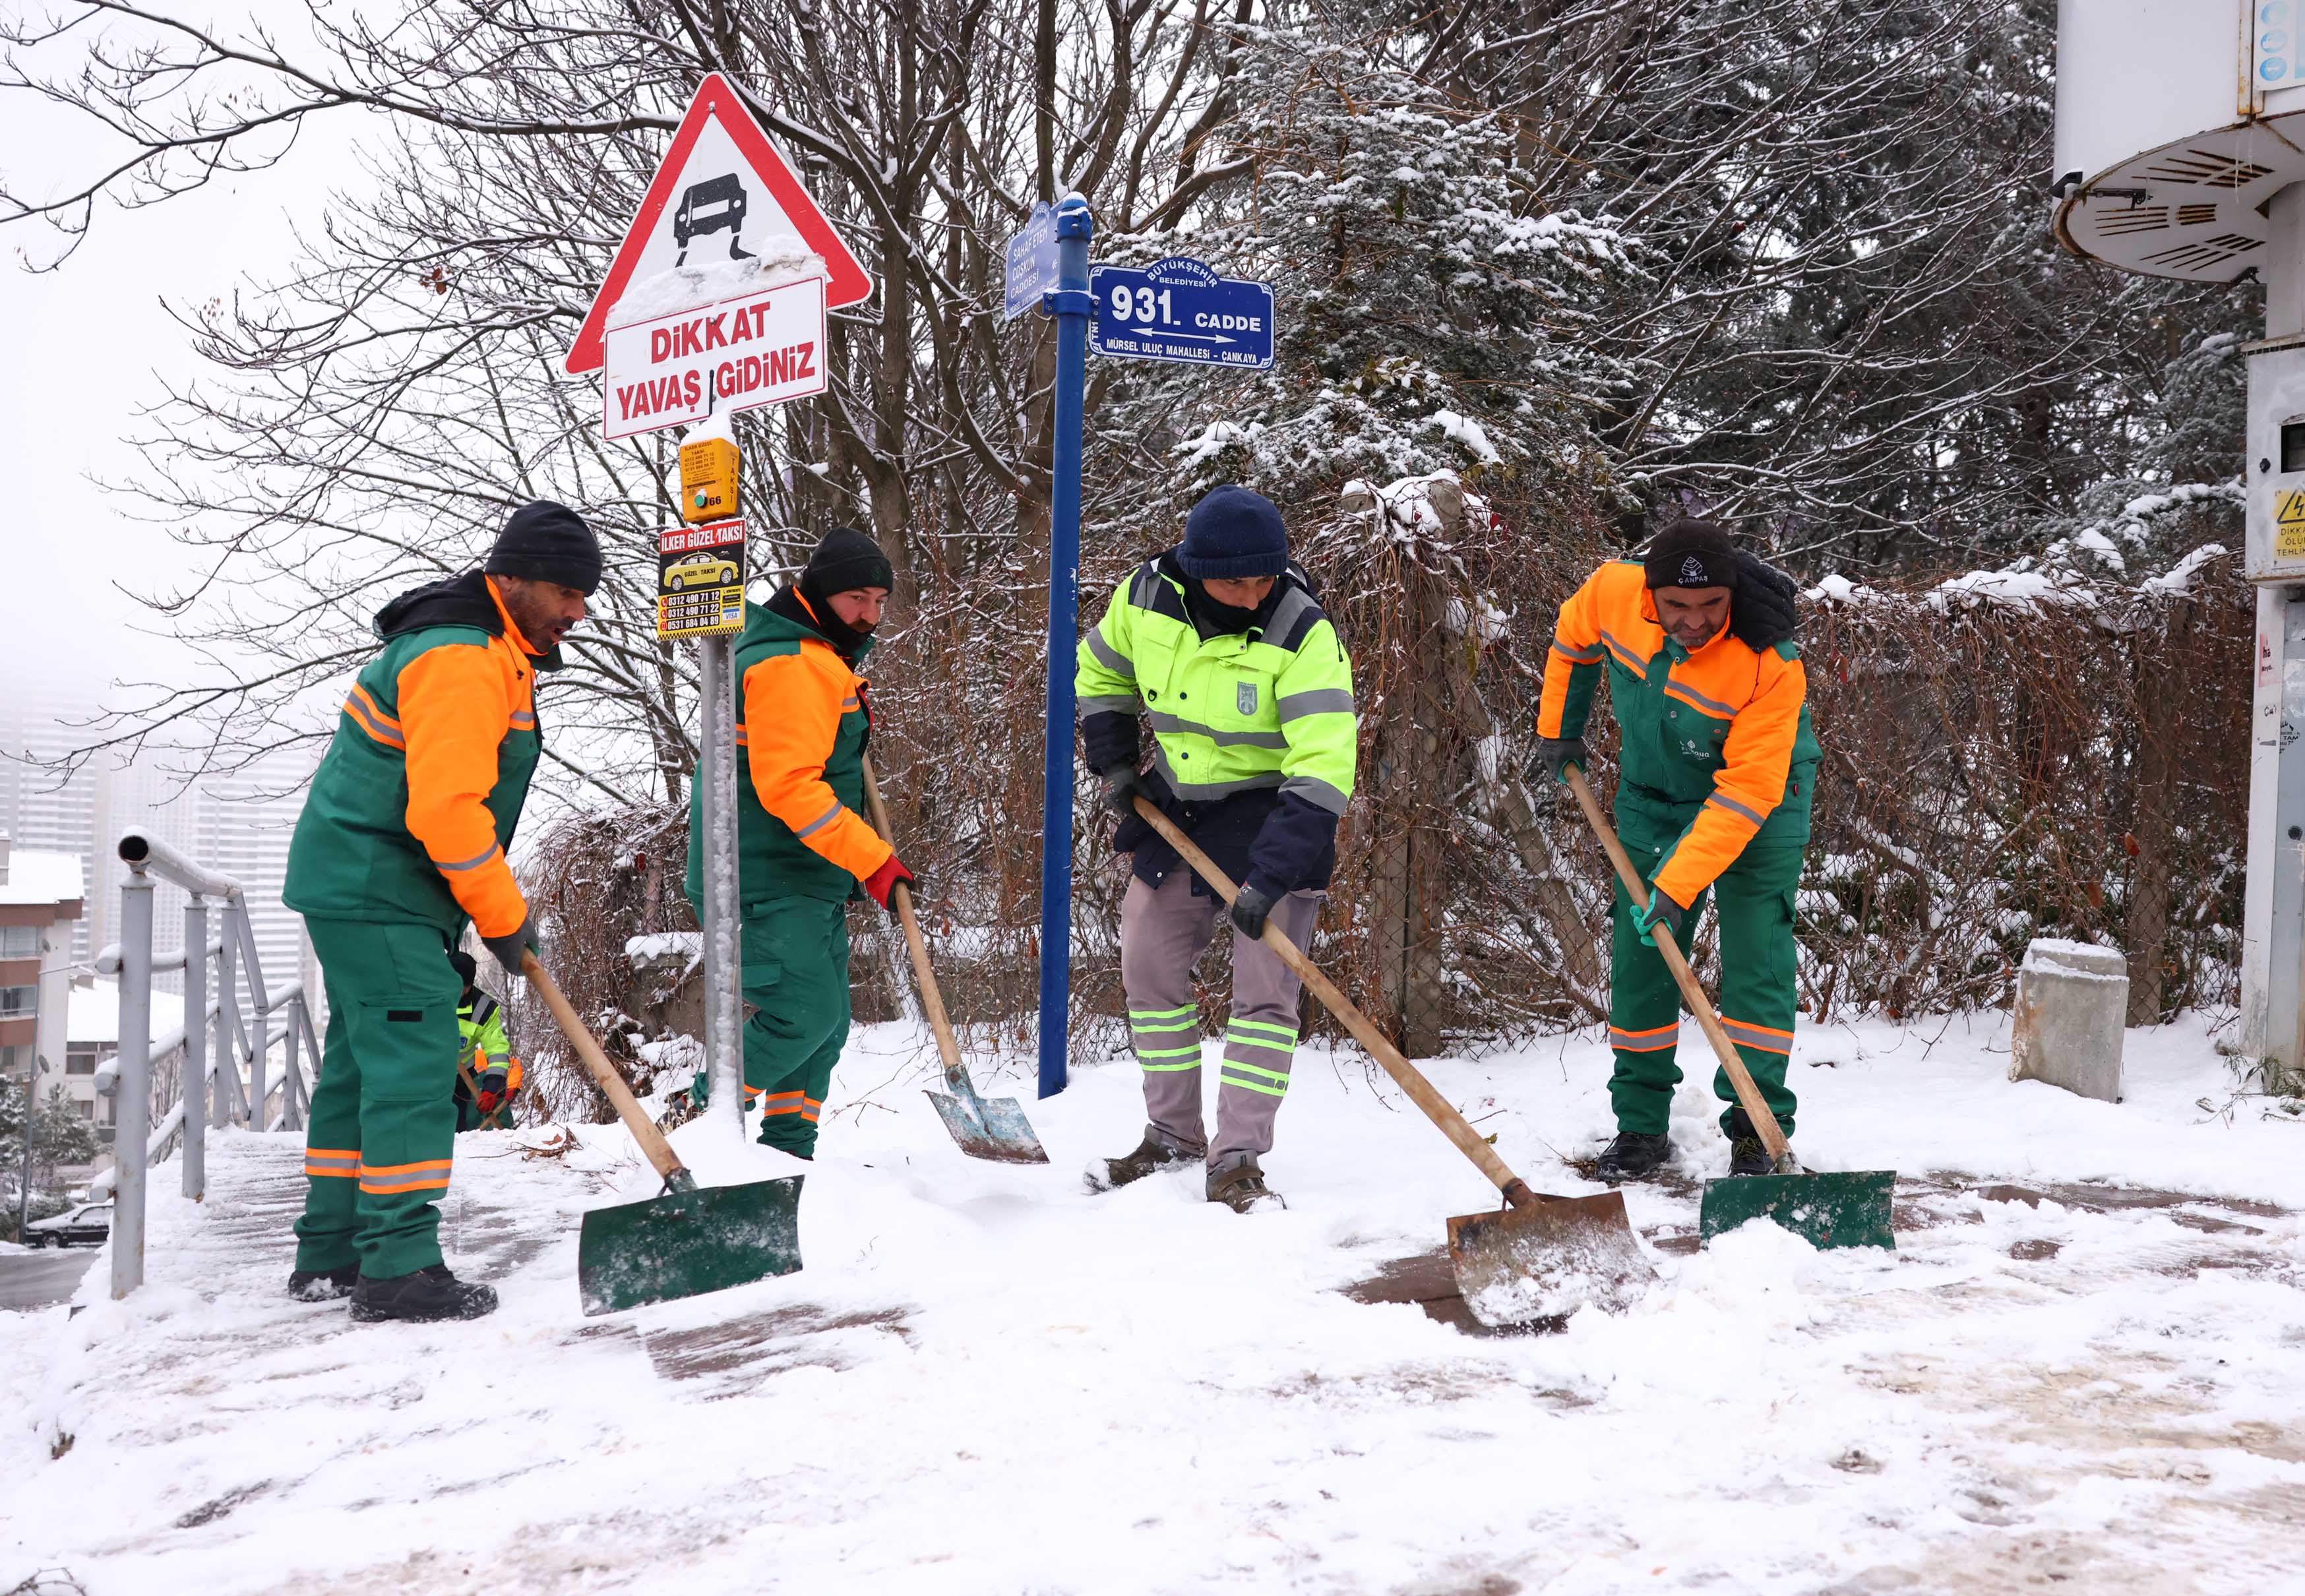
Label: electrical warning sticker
xmin=2277 ymin=490 xmax=2305 ymax=561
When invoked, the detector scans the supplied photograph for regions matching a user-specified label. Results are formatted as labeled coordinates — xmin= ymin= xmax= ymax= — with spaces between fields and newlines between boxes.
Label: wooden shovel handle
xmin=859 ymin=757 xmax=966 ymax=1084
xmin=522 ymin=950 xmax=693 ymax=1190
xmin=1562 ymin=767 xmax=1792 ymax=1164
xmin=1130 ymin=796 xmax=1542 ymax=1210
xmin=455 ymin=1059 xmax=507 ymax=1130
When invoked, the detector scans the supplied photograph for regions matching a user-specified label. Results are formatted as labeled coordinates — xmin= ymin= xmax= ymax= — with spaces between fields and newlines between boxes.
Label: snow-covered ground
xmin=5 ymin=1012 xmax=2304 ymax=1594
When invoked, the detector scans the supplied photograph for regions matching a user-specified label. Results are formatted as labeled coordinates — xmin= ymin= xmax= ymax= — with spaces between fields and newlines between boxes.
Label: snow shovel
xmin=1130 ymin=795 xmax=1652 ymax=1324
xmin=861 ymin=757 xmax=1049 ymax=1163
xmin=524 ymin=952 xmax=805 ymax=1316
xmin=1562 ymin=768 xmax=1894 ymax=1251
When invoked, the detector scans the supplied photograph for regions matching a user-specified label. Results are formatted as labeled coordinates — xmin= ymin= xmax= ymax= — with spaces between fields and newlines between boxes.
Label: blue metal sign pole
xmin=1036 ymin=194 xmax=1094 ymax=1099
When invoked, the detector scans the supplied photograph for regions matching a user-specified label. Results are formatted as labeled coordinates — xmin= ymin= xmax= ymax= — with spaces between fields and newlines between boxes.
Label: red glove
xmin=476 ymin=1068 xmax=508 ymax=1115
xmin=863 ymin=853 xmax=917 ymax=913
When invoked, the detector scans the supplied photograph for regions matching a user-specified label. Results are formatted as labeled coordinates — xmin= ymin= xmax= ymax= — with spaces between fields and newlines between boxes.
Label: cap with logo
xmin=1643 ymin=518 xmax=1740 ymax=592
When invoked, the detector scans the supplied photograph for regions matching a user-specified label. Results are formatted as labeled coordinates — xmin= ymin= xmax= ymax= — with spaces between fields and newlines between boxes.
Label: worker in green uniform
xmin=284 ymin=502 xmax=597 ymax=1320
xmin=1535 ymin=519 xmax=1815 ymax=1180
xmin=447 ymin=950 xmax=519 ymax=1132
xmin=685 ymin=528 xmax=914 ymax=1159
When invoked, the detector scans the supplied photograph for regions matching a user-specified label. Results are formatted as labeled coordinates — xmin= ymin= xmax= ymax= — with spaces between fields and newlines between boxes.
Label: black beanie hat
xmin=486 ymin=500 xmax=602 ymax=595
xmin=1179 ymin=485 xmax=1290 ymax=580
xmin=1644 ymin=518 xmax=1740 ymax=592
xmin=800 ymin=526 xmax=894 ymax=598
xmin=449 ymin=950 xmax=477 ymax=988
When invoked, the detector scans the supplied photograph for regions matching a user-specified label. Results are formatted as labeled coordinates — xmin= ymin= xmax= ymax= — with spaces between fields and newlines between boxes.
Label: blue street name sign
xmin=1003 ymin=202 xmax=1060 ymax=322
xmin=1088 ymin=256 xmax=1274 ymax=369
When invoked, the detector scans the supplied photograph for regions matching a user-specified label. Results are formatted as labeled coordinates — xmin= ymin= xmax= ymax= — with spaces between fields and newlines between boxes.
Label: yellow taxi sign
xmin=679 ymin=436 xmax=741 ymax=524
xmin=659 ymin=519 xmax=746 ymax=638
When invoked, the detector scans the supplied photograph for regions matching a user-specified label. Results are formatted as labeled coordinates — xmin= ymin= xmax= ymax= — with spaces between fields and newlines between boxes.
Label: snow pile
xmin=625 ymin=931 xmax=703 ymax=967
xmin=1171 ymin=418 xmax=1264 ymax=469
xmin=6 ymin=1015 xmax=2305 ymax=1592
xmin=1337 ymin=467 xmax=1490 ymax=542
xmin=609 ymin=239 xmax=825 ymax=326
xmin=0 ymin=849 xmax=84 ymax=907
xmin=1421 ymin=408 xmax=1501 ymax=464
xmin=67 ymin=981 xmax=183 ymax=1045
xmin=682 ymin=409 xmax=737 ymax=448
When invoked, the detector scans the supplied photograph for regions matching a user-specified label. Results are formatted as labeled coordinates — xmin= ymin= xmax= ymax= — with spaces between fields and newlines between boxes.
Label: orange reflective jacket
xmin=1537 ymin=561 xmax=1818 ymax=907
xmin=392 ymin=580 xmax=540 ymax=936
xmin=285 ymin=572 xmax=543 ymax=938
xmin=741 ymin=641 xmax=891 ymax=884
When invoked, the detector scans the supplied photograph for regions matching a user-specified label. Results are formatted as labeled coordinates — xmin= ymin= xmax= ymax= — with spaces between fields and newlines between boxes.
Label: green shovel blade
xmin=578 ymin=1174 xmax=805 ymax=1316
xmin=1698 ymin=1169 xmax=1896 ymax=1251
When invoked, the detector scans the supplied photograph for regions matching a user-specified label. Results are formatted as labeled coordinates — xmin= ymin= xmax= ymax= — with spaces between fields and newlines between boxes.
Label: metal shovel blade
xmin=925 ymin=1075 xmax=1050 ymax=1165
xmin=578 ymin=1174 xmax=806 ymax=1316
xmin=1698 ymin=1169 xmax=1895 ymax=1251
xmin=1446 ymin=1190 xmax=1655 ymax=1327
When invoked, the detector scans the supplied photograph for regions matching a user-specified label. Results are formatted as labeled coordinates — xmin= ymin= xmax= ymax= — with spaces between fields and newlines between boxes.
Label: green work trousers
xmin=1608 ymin=797 xmax=1804 ymax=1139
xmin=741 ymin=895 xmax=852 ymax=1157
xmin=293 ymin=919 xmax=464 ymax=1280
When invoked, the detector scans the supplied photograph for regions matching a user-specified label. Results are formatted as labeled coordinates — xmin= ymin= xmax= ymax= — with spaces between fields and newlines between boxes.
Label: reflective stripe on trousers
xmin=1117 ymin=871 xmax=1320 ymax=1165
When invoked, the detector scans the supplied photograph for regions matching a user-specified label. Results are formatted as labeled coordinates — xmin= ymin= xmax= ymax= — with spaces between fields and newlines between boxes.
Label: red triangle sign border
xmin=566 ymin=73 xmax=871 ymax=375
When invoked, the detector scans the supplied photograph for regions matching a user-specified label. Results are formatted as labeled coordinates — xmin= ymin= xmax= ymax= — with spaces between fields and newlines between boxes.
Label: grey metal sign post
xmin=696 ymin=634 xmax=745 ymax=1135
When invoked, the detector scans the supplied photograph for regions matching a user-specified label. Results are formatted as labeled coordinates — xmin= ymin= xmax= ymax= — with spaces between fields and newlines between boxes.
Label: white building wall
xmin=0 ymin=692 xmax=315 ymax=1008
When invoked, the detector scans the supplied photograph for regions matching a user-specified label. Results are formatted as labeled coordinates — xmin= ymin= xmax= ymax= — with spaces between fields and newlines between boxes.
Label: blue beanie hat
xmin=1178 ymin=485 xmax=1289 ymax=580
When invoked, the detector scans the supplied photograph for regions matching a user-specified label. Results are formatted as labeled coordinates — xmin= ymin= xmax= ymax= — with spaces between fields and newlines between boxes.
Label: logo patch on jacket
xmin=1237 ymin=681 xmax=1258 ymax=716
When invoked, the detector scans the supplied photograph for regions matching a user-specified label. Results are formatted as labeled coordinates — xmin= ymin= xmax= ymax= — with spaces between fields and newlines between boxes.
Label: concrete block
xmin=2009 ymin=938 xmax=2128 ymax=1103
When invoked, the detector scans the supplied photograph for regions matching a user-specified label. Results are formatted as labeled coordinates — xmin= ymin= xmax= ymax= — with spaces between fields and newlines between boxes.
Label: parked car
xmin=24 ymin=1202 xmax=110 ymax=1248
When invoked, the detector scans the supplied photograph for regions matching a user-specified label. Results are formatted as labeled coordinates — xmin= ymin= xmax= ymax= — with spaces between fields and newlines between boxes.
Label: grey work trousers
xmin=1119 ymin=870 xmax=1321 ymax=1167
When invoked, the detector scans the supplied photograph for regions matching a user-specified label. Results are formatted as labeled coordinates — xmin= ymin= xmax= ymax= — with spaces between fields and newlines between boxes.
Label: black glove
xmin=476 ymin=1068 xmax=509 ymax=1115
xmin=1632 ymin=885 xmax=1686 ymax=941
xmin=1100 ymin=764 xmax=1152 ymax=816
xmin=483 ymin=916 xmax=538 ymax=981
xmin=1536 ymin=737 xmax=1587 ymax=786
xmin=1230 ymin=884 xmax=1277 ymax=940
xmin=1729 ymin=552 xmax=1798 ymax=652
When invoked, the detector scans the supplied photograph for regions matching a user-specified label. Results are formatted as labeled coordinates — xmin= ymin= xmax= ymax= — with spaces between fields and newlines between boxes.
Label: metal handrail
xmin=116 ymin=834 xmax=242 ymax=901
xmin=106 ymin=838 xmax=309 ymax=1298
xmin=94 ymin=936 xmax=223 ymax=977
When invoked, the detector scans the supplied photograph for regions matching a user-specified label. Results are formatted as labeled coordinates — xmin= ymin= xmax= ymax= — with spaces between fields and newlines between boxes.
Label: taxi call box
xmin=660 ymin=519 xmax=747 ymax=638
xmin=679 ymin=434 xmax=740 ymax=523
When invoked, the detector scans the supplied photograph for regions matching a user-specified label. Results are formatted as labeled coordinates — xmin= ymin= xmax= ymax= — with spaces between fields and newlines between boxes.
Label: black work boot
xmin=286 ymin=1265 xmax=359 ymax=1302
xmin=1725 ymin=1108 xmax=1781 ymax=1177
xmin=1595 ymin=1131 xmax=1673 ymax=1182
xmin=1207 ymin=1153 xmax=1285 ymax=1214
xmin=1086 ymin=1128 xmax=1201 ymax=1193
xmin=350 ymin=1264 xmax=499 ymax=1323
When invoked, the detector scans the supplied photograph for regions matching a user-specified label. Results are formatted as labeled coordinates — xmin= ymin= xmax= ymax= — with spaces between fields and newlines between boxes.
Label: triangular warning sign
xmin=566 ymin=74 xmax=871 ymax=375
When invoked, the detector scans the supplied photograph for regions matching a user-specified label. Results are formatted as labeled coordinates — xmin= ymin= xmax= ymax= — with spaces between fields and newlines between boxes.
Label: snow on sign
xmin=566 ymin=73 xmax=871 ymax=381
xmin=1088 ymin=256 xmax=1274 ymax=369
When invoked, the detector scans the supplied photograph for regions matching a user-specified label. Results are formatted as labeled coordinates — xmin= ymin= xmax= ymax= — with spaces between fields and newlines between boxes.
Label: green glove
xmin=690 ymin=1069 xmax=711 ymax=1111
xmin=1633 ymin=887 xmax=1686 ymax=941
